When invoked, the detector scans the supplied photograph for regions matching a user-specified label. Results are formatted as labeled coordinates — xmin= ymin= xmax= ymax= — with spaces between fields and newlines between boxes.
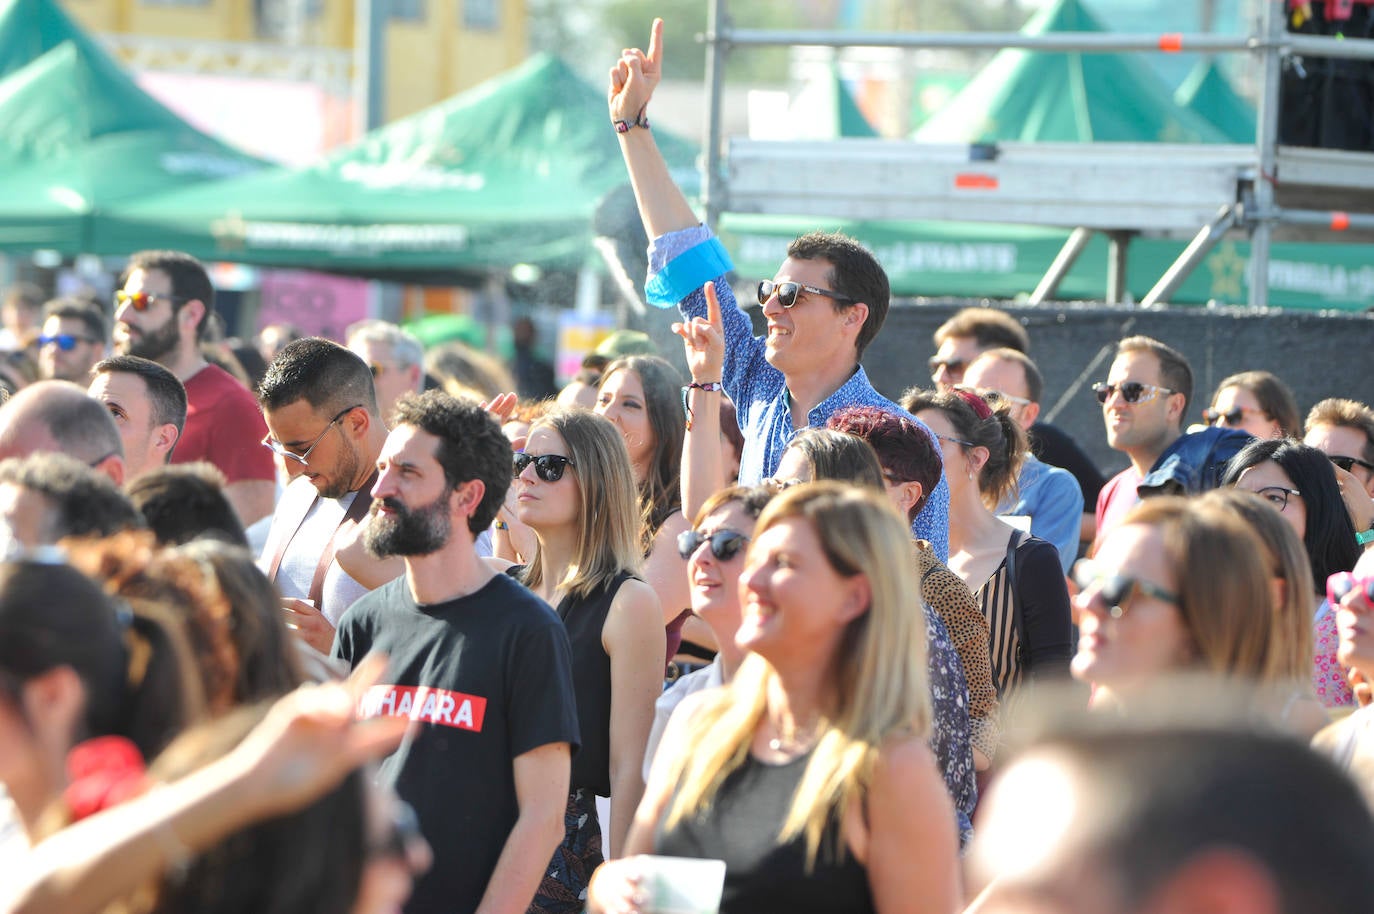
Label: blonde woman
xmin=588 ymin=482 xmax=961 ymax=914
xmin=513 ymin=408 xmax=665 ymax=913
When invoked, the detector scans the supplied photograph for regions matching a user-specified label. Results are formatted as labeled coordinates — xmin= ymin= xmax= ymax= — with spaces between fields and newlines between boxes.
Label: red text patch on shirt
xmin=359 ymin=684 xmax=487 ymax=732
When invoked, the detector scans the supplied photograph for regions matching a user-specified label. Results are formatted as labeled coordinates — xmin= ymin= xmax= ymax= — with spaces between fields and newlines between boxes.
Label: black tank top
xmin=508 ymin=566 xmax=634 ymax=795
xmin=653 ymin=749 xmax=875 ymax=914
xmin=549 ymin=570 xmax=634 ymax=796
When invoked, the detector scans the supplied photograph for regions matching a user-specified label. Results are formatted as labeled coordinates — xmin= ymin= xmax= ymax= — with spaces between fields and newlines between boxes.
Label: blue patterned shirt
xmin=647 ymin=225 xmax=951 ymax=562
xmin=924 ymin=600 xmax=977 ymax=847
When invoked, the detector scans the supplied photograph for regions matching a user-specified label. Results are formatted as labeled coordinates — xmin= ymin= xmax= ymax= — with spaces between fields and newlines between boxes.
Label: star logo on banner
xmin=1206 ymin=241 xmax=1247 ymax=301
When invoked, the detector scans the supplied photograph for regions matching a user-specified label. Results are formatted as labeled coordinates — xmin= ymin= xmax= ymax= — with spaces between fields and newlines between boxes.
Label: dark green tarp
xmin=1175 ymin=58 xmax=1257 ymax=144
xmin=101 ymin=54 xmax=698 ymax=275
xmin=0 ymin=0 xmax=264 ymax=251
xmin=914 ymin=0 xmax=1228 ymax=143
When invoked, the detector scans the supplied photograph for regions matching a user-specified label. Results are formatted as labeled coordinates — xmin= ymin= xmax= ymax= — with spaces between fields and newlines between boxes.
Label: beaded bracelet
xmin=613 ymin=109 xmax=651 ymax=134
xmin=681 ymin=381 xmax=723 ymax=430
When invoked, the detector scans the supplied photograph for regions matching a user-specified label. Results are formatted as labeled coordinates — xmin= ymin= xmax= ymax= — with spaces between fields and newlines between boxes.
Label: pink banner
xmin=257 ymin=270 xmax=370 ymax=343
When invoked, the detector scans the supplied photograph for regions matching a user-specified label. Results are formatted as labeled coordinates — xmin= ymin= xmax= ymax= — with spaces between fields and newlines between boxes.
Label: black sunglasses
xmin=1330 ymin=454 xmax=1374 ymax=474
xmin=1092 ymin=381 xmax=1176 ymax=405
xmin=756 ymin=280 xmax=855 ymax=309
xmin=1072 ymin=559 xmax=1179 ymax=620
xmin=513 ymin=452 xmax=575 ymax=482
xmin=677 ymin=529 xmax=750 ymax=561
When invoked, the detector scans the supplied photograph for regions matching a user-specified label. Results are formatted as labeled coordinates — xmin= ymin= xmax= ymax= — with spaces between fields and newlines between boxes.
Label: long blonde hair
xmin=519 ymin=408 xmax=643 ymax=600
xmin=663 ymin=482 xmax=930 ymax=866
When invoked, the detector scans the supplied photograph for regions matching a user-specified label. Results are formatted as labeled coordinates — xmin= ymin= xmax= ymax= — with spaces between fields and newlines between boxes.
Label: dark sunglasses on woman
xmin=513 ymin=453 xmax=575 ymax=482
xmin=677 ymin=529 xmax=750 ymax=561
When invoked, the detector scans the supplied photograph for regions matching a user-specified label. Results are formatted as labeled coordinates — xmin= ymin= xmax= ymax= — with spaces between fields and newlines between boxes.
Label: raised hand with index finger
xmin=608 ymin=18 xmax=664 ymax=125
xmin=672 ymin=280 xmax=725 ymax=386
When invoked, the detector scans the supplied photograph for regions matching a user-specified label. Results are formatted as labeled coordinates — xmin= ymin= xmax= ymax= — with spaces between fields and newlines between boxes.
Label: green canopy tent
xmin=913 ymin=0 xmax=1227 ymax=143
xmin=788 ymin=65 xmax=879 ymax=139
xmin=717 ymin=0 xmax=1373 ymax=310
xmin=0 ymin=0 xmax=109 ymax=81
xmin=1174 ymin=58 xmax=1257 ymax=144
xmin=99 ymin=54 xmax=698 ymax=277
xmin=0 ymin=0 xmax=264 ymax=251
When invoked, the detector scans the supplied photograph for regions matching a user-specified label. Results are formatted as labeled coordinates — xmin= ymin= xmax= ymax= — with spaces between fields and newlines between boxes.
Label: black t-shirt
xmin=335 ymin=573 xmax=580 ymax=914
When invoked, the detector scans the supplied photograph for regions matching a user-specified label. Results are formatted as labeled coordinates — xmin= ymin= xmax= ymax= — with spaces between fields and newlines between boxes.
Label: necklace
xmin=767 ymin=716 xmax=821 ymax=754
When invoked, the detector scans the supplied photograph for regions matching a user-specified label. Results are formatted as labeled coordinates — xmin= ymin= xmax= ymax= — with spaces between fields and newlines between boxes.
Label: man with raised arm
xmin=610 ymin=19 xmax=950 ymax=558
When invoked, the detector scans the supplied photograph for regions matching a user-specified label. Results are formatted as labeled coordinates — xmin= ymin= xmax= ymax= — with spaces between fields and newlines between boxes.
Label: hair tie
xmin=954 ymin=388 xmax=993 ymax=421
xmin=64 ymin=735 xmax=150 ymax=821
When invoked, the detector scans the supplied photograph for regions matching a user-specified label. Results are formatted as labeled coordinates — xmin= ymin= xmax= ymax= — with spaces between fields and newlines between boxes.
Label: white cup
xmin=637 ymin=855 xmax=726 ymax=914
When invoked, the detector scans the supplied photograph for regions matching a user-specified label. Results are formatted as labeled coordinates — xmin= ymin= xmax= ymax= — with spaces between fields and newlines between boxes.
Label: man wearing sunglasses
xmin=346 ymin=319 xmax=425 ymax=423
xmin=610 ymin=19 xmax=951 ymax=560
xmin=114 ymin=250 xmax=275 ymax=527
xmin=36 ymin=297 xmax=106 ymax=383
xmin=257 ymin=339 xmax=398 ymax=654
xmin=1093 ymin=336 xmax=1249 ymax=550
xmin=963 ymin=349 xmax=1085 ymax=571
xmin=1305 ymin=398 xmax=1374 ymax=503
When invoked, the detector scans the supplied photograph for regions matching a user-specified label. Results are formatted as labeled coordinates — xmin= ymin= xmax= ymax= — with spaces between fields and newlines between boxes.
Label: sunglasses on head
xmin=756 ymin=280 xmax=855 ymax=309
xmin=1329 ymin=454 xmax=1374 ymax=474
xmin=1072 ymin=559 xmax=1179 ymax=619
xmin=513 ymin=452 xmax=574 ymax=482
xmin=39 ymin=333 xmax=98 ymax=351
xmin=677 ymin=529 xmax=750 ymax=561
xmin=1092 ymin=381 xmax=1176 ymax=405
xmin=114 ymin=289 xmax=189 ymax=312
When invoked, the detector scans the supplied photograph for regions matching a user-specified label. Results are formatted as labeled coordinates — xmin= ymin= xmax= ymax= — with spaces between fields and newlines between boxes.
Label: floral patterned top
xmin=922 ymin=601 xmax=977 ymax=848
xmin=1313 ymin=600 xmax=1355 ymax=709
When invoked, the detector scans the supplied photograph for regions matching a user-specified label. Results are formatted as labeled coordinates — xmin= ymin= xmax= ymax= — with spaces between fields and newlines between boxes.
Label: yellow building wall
xmin=63 ymin=0 xmax=526 ymax=122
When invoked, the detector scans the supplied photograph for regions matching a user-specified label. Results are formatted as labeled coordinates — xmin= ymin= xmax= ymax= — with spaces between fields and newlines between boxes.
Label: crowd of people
xmin=1 ymin=16 xmax=1374 ymax=914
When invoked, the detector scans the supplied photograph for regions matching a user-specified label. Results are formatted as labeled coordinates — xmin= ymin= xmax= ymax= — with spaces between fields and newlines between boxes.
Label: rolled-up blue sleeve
xmin=646 ymin=226 xmax=733 ymax=308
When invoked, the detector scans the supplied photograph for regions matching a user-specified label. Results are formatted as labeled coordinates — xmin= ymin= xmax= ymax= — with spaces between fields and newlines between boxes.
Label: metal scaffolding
xmin=701 ymin=0 xmax=1374 ymax=308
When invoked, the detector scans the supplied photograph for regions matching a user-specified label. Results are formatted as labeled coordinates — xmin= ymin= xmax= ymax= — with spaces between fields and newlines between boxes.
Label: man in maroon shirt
xmin=114 ymin=250 xmax=275 ymax=526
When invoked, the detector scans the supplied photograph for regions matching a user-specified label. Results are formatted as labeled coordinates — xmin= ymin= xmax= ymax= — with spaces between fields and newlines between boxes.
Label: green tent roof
xmin=914 ymin=0 xmax=1228 ymax=143
xmin=0 ymin=0 xmax=110 ymax=81
xmin=102 ymin=54 xmax=698 ymax=274
xmin=0 ymin=39 xmax=264 ymax=252
xmin=1175 ymin=58 xmax=1256 ymax=144
xmin=789 ymin=65 xmax=879 ymax=139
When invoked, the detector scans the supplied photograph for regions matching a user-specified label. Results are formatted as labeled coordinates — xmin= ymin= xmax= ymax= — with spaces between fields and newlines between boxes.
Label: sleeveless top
xmin=975 ymin=530 xmax=1073 ymax=700
xmin=654 ymin=749 xmax=875 ymax=914
xmin=511 ymin=567 xmax=636 ymax=796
